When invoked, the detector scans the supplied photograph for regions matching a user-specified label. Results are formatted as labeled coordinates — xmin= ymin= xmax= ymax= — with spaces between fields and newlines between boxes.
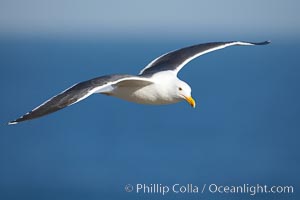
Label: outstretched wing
xmin=139 ymin=41 xmax=270 ymax=76
xmin=8 ymin=75 xmax=153 ymax=124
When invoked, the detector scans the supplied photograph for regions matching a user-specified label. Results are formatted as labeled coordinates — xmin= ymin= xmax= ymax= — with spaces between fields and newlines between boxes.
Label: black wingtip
xmin=8 ymin=120 xmax=18 ymax=125
xmin=253 ymin=40 xmax=271 ymax=45
xmin=8 ymin=115 xmax=26 ymax=125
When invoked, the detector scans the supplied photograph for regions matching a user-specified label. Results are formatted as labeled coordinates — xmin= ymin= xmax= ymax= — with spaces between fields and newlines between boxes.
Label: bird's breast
xmin=111 ymin=84 xmax=180 ymax=105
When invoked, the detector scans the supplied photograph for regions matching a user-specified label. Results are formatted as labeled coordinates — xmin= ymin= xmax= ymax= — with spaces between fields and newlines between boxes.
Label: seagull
xmin=8 ymin=40 xmax=270 ymax=125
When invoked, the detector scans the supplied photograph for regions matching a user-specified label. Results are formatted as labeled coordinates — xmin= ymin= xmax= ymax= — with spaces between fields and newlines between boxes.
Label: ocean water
xmin=0 ymin=38 xmax=299 ymax=200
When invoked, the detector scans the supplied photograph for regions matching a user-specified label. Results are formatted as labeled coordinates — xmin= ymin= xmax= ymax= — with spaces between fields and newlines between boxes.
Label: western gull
xmin=8 ymin=40 xmax=270 ymax=124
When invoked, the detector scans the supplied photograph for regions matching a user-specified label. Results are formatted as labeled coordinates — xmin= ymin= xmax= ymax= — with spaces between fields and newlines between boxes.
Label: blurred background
xmin=0 ymin=0 xmax=299 ymax=199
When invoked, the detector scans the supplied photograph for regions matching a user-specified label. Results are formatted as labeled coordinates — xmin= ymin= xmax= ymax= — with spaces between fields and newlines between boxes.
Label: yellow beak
xmin=184 ymin=96 xmax=196 ymax=108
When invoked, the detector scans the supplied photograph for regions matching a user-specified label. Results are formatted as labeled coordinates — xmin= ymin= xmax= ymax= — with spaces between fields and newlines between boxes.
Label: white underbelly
xmin=110 ymin=85 xmax=181 ymax=105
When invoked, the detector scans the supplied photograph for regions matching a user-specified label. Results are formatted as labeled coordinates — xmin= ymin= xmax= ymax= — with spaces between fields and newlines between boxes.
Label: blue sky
xmin=0 ymin=0 xmax=299 ymax=38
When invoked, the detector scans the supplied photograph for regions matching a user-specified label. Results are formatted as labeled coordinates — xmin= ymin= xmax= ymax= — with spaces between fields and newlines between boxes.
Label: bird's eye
xmin=178 ymin=87 xmax=182 ymax=91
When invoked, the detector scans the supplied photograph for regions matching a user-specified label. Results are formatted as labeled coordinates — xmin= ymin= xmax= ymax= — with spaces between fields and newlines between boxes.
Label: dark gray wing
xmin=8 ymin=75 xmax=153 ymax=124
xmin=139 ymin=41 xmax=270 ymax=76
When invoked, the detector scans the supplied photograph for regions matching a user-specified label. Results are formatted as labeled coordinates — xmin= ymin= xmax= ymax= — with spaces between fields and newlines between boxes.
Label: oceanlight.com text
xmin=124 ymin=183 xmax=294 ymax=196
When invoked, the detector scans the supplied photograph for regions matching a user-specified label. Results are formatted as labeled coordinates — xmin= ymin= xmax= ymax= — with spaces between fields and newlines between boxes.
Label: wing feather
xmin=8 ymin=75 xmax=153 ymax=124
xmin=139 ymin=41 xmax=270 ymax=76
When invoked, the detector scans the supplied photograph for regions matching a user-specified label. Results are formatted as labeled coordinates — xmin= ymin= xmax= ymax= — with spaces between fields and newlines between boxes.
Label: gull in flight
xmin=9 ymin=40 xmax=270 ymax=124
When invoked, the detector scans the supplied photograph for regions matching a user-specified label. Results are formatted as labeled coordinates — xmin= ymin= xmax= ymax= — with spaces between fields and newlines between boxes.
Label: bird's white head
xmin=175 ymin=80 xmax=196 ymax=108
